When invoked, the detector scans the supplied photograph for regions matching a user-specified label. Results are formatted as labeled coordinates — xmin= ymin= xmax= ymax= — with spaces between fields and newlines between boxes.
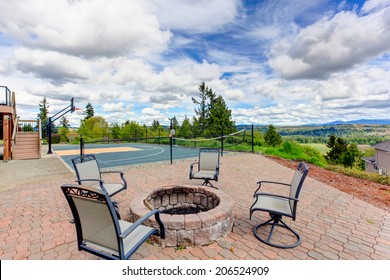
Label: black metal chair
xmin=61 ymin=184 xmax=165 ymax=260
xmin=249 ymin=162 xmax=309 ymax=249
xmin=189 ymin=148 xmax=221 ymax=189
xmin=72 ymin=154 xmax=127 ymax=197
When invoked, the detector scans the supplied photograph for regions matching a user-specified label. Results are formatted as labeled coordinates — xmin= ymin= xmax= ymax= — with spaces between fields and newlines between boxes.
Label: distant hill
xmin=324 ymin=119 xmax=390 ymax=125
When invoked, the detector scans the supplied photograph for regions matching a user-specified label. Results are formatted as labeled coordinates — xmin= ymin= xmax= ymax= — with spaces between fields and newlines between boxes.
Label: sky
xmin=1 ymin=0 xmax=390 ymax=127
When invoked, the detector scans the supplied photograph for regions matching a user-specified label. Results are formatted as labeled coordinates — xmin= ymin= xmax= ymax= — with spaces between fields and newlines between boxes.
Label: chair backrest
xmin=289 ymin=162 xmax=309 ymax=216
xmin=61 ymin=185 xmax=121 ymax=253
xmin=72 ymin=154 xmax=101 ymax=187
xmin=199 ymin=148 xmax=220 ymax=171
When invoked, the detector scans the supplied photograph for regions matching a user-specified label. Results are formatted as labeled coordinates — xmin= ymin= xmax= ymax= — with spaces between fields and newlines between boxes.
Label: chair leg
xmin=202 ymin=179 xmax=218 ymax=189
xmin=253 ymin=214 xmax=301 ymax=249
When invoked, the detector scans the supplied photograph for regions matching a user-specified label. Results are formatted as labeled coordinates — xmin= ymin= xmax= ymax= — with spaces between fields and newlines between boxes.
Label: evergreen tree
xmin=325 ymin=135 xmax=348 ymax=164
xmin=207 ymin=95 xmax=235 ymax=136
xmin=179 ymin=116 xmax=192 ymax=138
xmin=151 ymin=119 xmax=160 ymax=130
xmin=37 ymin=97 xmax=49 ymax=137
xmin=192 ymin=82 xmax=209 ymax=135
xmin=264 ymin=124 xmax=282 ymax=147
xmin=192 ymin=82 xmax=235 ymax=136
xmin=171 ymin=116 xmax=179 ymax=129
xmin=340 ymin=143 xmax=361 ymax=168
xmin=84 ymin=102 xmax=95 ymax=120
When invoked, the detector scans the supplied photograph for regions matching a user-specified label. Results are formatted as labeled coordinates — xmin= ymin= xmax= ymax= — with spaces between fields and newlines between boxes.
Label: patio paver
xmin=0 ymin=152 xmax=389 ymax=260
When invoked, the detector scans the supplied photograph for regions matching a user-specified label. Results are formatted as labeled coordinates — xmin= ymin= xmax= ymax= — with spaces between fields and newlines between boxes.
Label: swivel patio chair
xmin=189 ymin=148 xmax=221 ymax=189
xmin=72 ymin=154 xmax=127 ymax=197
xmin=61 ymin=184 xmax=165 ymax=260
xmin=249 ymin=162 xmax=309 ymax=249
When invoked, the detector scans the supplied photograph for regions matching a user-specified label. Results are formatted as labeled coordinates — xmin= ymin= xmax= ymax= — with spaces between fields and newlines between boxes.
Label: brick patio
xmin=0 ymin=152 xmax=389 ymax=260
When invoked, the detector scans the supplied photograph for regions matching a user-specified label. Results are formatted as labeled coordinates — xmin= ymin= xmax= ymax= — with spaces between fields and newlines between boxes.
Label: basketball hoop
xmin=74 ymin=108 xmax=83 ymax=115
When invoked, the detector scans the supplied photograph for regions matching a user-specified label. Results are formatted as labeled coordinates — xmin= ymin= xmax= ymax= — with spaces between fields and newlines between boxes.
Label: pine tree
xmin=84 ymin=102 xmax=94 ymax=120
xmin=207 ymin=95 xmax=235 ymax=136
xmin=325 ymin=135 xmax=348 ymax=164
xmin=38 ymin=97 xmax=49 ymax=137
xmin=192 ymin=82 xmax=235 ymax=136
xmin=151 ymin=119 xmax=160 ymax=130
xmin=179 ymin=116 xmax=192 ymax=138
xmin=192 ymin=82 xmax=209 ymax=135
xmin=264 ymin=124 xmax=282 ymax=147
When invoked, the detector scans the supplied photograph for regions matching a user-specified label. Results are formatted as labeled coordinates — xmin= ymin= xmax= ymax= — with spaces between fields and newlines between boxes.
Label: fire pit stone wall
xmin=129 ymin=185 xmax=234 ymax=247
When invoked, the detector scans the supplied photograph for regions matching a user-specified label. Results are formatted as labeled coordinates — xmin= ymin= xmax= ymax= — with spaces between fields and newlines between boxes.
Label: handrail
xmin=0 ymin=85 xmax=12 ymax=107
xmin=38 ymin=118 xmax=42 ymax=156
xmin=11 ymin=118 xmax=41 ymax=158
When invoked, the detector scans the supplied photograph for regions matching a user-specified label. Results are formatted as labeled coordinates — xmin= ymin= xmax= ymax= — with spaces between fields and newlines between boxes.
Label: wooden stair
xmin=12 ymin=132 xmax=41 ymax=160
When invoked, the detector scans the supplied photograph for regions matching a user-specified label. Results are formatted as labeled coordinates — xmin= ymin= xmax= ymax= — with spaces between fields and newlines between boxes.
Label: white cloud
xmin=0 ymin=0 xmax=171 ymax=58
xmin=13 ymin=48 xmax=91 ymax=84
xmin=102 ymin=102 xmax=125 ymax=112
xmin=225 ymin=89 xmax=244 ymax=100
xmin=152 ymin=0 xmax=239 ymax=33
xmin=269 ymin=6 xmax=390 ymax=79
xmin=362 ymin=0 xmax=390 ymax=13
xmin=141 ymin=107 xmax=161 ymax=116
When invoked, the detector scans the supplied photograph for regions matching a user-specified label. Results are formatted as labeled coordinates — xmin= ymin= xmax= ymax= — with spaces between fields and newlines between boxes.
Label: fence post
xmin=251 ymin=124 xmax=254 ymax=153
xmin=80 ymin=135 xmax=84 ymax=156
xmin=170 ymin=135 xmax=173 ymax=164
xmin=220 ymin=126 xmax=224 ymax=157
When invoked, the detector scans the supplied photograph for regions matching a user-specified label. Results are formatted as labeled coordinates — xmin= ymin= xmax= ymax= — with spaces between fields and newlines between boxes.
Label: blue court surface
xmin=53 ymin=143 xmax=200 ymax=170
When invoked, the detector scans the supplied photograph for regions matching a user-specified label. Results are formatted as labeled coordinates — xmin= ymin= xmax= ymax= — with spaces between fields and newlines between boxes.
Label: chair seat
xmin=251 ymin=195 xmax=292 ymax=217
xmin=192 ymin=170 xmax=217 ymax=179
xmin=119 ymin=220 xmax=156 ymax=256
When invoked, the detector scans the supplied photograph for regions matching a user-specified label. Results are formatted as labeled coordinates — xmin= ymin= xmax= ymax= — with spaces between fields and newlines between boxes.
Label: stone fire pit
xmin=129 ymin=185 xmax=234 ymax=247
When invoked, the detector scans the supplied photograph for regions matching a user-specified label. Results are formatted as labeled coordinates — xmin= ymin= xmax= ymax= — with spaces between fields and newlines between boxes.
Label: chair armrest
xmin=189 ymin=162 xmax=199 ymax=179
xmin=100 ymin=171 xmax=127 ymax=189
xmin=75 ymin=179 xmax=110 ymax=193
xmin=100 ymin=170 xmax=124 ymax=175
xmin=120 ymin=209 xmax=165 ymax=239
xmin=254 ymin=180 xmax=291 ymax=194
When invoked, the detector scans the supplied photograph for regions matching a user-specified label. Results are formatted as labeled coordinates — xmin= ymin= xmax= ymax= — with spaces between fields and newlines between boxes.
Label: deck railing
xmin=0 ymin=86 xmax=12 ymax=107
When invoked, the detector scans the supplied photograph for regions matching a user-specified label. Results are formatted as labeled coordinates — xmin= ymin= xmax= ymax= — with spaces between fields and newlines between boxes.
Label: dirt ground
xmin=267 ymin=156 xmax=390 ymax=211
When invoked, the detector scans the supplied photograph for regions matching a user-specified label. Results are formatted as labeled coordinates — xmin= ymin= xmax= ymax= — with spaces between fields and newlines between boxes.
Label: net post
xmin=47 ymin=117 xmax=53 ymax=154
xmin=252 ymin=124 xmax=254 ymax=153
xmin=220 ymin=126 xmax=224 ymax=157
xmin=170 ymin=135 xmax=173 ymax=164
xmin=80 ymin=135 xmax=84 ymax=156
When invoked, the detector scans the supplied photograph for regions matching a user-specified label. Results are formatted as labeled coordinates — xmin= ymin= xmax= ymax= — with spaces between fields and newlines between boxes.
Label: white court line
xmin=97 ymin=146 xmax=165 ymax=166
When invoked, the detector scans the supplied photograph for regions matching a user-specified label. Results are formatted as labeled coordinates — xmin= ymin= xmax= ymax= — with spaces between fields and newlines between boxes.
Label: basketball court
xmin=53 ymin=143 xmax=200 ymax=170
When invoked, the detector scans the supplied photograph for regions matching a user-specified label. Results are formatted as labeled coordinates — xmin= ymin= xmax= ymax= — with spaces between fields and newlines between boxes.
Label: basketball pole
xmin=47 ymin=98 xmax=76 ymax=154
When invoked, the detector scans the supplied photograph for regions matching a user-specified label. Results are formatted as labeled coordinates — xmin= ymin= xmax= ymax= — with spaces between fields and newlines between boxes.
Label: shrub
xmin=326 ymin=165 xmax=390 ymax=185
xmin=260 ymin=141 xmax=327 ymax=166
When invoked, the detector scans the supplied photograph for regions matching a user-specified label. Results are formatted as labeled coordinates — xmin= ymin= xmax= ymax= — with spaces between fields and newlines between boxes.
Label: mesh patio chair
xmin=249 ymin=162 xmax=309 ymax=249
xmin=189 ymin=148 xmax=221 ymax=189
xmin=72 ymin=154 xmax=127 ymax=197
xmin=61 ymin=184 xmax=165 ymax=260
